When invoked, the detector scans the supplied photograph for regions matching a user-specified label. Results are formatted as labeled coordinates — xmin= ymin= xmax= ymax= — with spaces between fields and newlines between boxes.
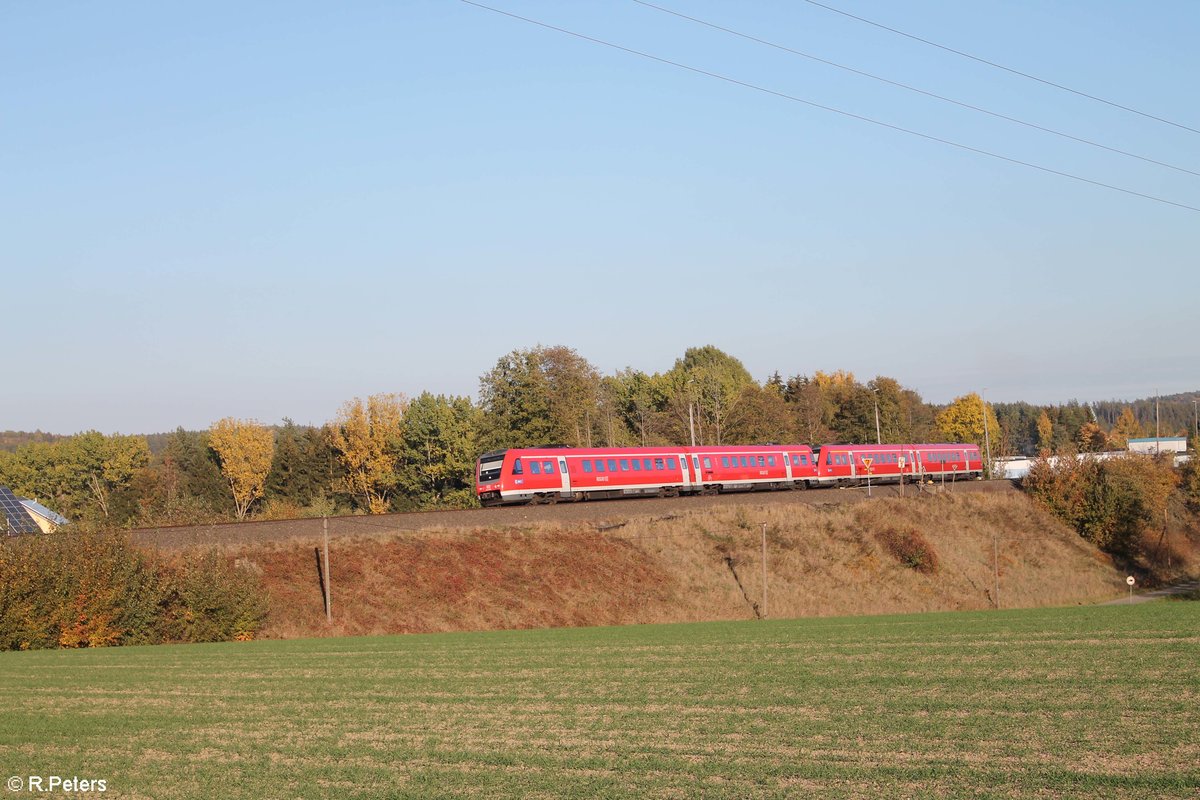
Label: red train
xmin=475 ymin=442 xmax=982 ymax=506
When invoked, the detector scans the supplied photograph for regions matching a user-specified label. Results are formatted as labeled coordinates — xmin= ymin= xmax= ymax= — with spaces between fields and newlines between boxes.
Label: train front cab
xmin=476 ymin=449 xmax=572 ymax=506
xmin=476 ymin=449 xmax=507 ymax=506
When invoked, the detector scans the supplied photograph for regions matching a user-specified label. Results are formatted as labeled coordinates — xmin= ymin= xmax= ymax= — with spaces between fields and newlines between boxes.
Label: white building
xmin=1127 ymin=437 xmax=1188 ymax=455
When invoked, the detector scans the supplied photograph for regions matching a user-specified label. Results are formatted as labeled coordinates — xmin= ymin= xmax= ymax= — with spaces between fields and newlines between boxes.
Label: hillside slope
xmin=228 ymin=492 xmax=1134 ymax=640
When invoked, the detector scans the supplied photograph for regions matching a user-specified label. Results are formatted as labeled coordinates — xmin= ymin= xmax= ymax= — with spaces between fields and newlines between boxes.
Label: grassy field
xmin=0 ymin=604 xmax=1196 ymax=799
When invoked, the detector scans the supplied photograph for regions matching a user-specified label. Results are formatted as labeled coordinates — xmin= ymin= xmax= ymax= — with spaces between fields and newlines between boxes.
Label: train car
xmin=812 ymin=443 xmax=982 ymax=486
xmin=687 ymin=445 xmax=818 ymax=492
xmin=476 ymin=446 xmax=689 ymax=506
xmin=913 ymin=443 xmax=982 ymax=481
xmin=476 ymin=444 xmax=819 ymax=506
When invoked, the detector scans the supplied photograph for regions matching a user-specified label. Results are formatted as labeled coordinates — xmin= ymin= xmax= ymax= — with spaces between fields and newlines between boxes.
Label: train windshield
xmin=478 ymin=453 xmax=505 ymax=483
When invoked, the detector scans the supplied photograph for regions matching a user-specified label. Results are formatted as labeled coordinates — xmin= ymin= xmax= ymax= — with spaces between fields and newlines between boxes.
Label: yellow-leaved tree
xmin=208 ymin=418 xmax=275 ymax=520
xmin=935 ymin=393 xmax=1002 ymax=472
xmin=1036 ymin=410 xmax=1055 ymax=454
xmin=1108 ymin=407 xmax=1143 ymax=449
xmin=327 ymin=394 xmax=408 ymax=514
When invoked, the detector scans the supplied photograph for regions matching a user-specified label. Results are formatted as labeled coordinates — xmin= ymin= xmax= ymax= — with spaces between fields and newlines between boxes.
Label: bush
xmin=0 ymin=531 xmax=268 ymax=651
xmin=875 ymin=527 xmax=939 ymax=574
xmin=1023 ymin=454 xmax=1178 ymax=558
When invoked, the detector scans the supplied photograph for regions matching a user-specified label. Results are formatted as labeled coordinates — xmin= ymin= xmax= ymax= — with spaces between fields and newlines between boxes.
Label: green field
xmin=1 ymin=604 xmax=1196 ymax=799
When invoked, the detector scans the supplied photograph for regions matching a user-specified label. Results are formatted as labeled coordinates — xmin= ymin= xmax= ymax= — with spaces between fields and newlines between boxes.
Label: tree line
xmin=1 ymin=345 xmax=1195 ymax=528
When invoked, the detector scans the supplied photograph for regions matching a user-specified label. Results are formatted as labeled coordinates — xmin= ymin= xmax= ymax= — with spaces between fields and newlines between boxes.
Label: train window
xmin=667 ymin=457 xmax=677 ymax=470
xmin=643 ymin=458 xmax=652 ymax=470
xmin=595 ymin=460 xmax=605 ymax=472
xmin=703 ymin=457 xmax=712 ymax=470
xmin=631 ymin=459 xmax=641 ymax=471
xmin=767 ymin=456 xmax=776 ymax=466
xmin=582 ymin=461 xmax=592 ymax=473
xmin=739 ymin=457 xmax=747 ymax=467
xmin=607 ymin=459 xmax=618 ymax=472
xmin=757 ymin=456 xmax=765 ymax=467
xmin=721 ymin=456 xmax=729 ymax=468
xmin=654 ymin=458 xmax=665 ymax=470
xmin=513 ymin=459 xmax=523 ymax=475
xmin=530 ymin=461 xmax=541 ymax=475
xmin=620 ymin=459 xmax=629 ymax=471
xmin=826 ymin=453 xmax=833 ymax=465
xmin=692 ymin=457 xmax=700 ymax=471
xmin=543 ymin=461 xmax=555 ymax=473
xmin=801 ymin=455 xmax=809 ymax=464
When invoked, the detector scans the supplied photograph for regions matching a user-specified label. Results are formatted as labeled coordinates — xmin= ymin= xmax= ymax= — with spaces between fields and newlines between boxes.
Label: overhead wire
xmin=799 ymin=0 xmax=1200 ymax=137
xmin=632 ymin=0 xmax=1200 ymax=178
xmin=459 ymin=1 xmax=1200 ymax=215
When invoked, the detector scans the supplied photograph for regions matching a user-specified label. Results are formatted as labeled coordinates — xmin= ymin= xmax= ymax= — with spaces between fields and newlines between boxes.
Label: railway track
xmin=131 ymin=479 xmax=1019 ymax=550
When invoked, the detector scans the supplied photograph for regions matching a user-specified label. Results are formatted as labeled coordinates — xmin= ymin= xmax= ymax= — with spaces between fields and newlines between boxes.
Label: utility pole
xmin=323 ymin=516 xmax=332 ymax=624
xmin=760 ymin=522 xmax=769 ymax=620
xmin=981 ymin=389 xmax=992 ymax=478
xmin=993 ymin=534 xmax=1000 ymax=610
xmin=873 ymin=392 xmax=882 ymax=444
xmin=1156 ymin=389 xmax=1160 ymax=454
xmin=687 ymin=378 xmax=697 ymax=447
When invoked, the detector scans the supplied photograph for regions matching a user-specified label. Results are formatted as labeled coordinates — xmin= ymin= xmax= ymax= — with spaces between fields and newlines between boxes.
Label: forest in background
xmin=1 ymin=344 xmax=1197 ymax=533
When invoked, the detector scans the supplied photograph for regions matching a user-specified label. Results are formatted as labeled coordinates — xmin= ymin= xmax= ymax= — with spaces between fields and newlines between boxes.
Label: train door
xmin=679 ymin=453 xmax=692 ymax=490
xmin=783 ymin=453 xmax=794 ymax=481
xmin=558 ymin=458 xmax=570 ymax=497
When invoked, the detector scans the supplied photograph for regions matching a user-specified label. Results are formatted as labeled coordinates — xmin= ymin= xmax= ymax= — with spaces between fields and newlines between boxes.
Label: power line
xmin=800 ymin=0 xmax=1200 ymax=137
xmin=460 ymin=1 xmax=1200 ymax=214
xmin=632 ymin=0 xmax=1200 ymax=179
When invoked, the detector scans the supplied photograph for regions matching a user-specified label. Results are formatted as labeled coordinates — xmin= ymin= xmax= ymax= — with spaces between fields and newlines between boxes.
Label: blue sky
xmin=4 ymin=1 xmax=1197 ymax=434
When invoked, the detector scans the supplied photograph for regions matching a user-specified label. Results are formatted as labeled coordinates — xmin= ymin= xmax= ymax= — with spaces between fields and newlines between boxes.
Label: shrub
xmin=0 ymin=532 xmax=268 ymax=651
xmin=875 ymin=527 xmax=939 ymax=574
xmin=1024 ymin=454 xmax=1178 ymax=558
xmin=159 ymin=550 xmax=270 ymax=643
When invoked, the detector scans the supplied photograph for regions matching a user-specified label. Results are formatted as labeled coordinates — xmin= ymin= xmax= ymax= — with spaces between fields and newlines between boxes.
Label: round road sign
xmin=1126 ymin=576 xmax=1135 ymax=586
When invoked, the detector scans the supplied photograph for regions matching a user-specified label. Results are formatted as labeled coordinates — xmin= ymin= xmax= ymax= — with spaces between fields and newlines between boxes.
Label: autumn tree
xmin=396 ymin=393 xmax=481 ymax=509
xmin=1025 ymin=454 xmax=1178 ymax=557
xmin=1036 ymin=410 xmax=1055 ymax=454
xmin=1075 ymin=421 xmax=1110 ymax=453
xmin=936 ymin=393 xmax=1002 ymax=471
xmin=208 ymin=418 xmax=275 ymax=520
xmin=327 ymin=394 xmax=407 ymax=514
xmin=1108 ymin=407 xmax=1143 ymax=449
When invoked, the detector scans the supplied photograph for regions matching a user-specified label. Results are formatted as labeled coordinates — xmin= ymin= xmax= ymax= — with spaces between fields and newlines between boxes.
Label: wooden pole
xmin=323 ymin=516 xmax=332 ymax=624
xmin=760 ymin=522 xmax=768 ymax=620
xmin=993 ymin=534 xmax=1000 ymax=610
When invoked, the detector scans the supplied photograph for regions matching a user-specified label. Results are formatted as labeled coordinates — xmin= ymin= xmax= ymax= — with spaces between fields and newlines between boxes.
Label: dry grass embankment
xmin=225 ymin=491 xmax=1154 ymax=640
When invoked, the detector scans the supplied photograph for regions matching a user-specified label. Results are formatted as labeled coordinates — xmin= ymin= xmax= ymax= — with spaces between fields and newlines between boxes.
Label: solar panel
xmin=0 ymin=486 xmax=41 ymax=534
